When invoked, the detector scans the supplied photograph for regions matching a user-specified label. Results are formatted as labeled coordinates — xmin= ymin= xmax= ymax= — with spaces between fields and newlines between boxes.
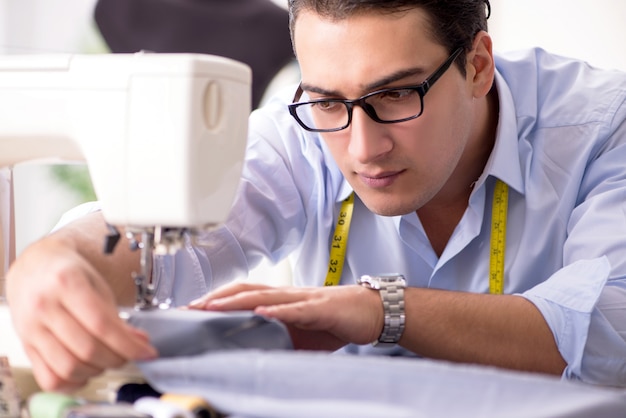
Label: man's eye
xmin=312 ymin=101 xmax=342 ymax=112
xmin=378 ymin=89 xmax=416 ymax=101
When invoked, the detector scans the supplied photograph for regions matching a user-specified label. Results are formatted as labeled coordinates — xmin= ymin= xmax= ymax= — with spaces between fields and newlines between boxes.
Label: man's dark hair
xmin=288 ymin=0 xmax=491 ymax=73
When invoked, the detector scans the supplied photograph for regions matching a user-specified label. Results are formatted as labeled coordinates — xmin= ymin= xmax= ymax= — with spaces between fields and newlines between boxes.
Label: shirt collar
xmin=476 ymin=70 xmax=525 ymax=195
xmin=337 ymin=178 xmax=354 ymax=202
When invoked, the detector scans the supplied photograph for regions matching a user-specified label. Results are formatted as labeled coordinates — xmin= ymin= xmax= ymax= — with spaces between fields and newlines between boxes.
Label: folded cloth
xmin=124 ymin=309 xmax=293 ymax=357
xmin=136 ymin=350 xmax=626 ymax=418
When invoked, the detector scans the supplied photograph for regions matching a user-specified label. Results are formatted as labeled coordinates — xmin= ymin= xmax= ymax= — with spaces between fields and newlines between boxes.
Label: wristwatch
xmin=357 ymin=274 xmax=406 ymax=347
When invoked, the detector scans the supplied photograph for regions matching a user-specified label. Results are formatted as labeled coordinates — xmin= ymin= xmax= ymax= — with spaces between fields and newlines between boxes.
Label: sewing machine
xmin=0 ymin=52 xmax=251 ymax=309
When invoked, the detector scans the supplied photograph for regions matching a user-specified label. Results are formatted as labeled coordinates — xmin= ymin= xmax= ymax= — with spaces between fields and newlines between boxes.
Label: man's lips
xmin=357 ymin=170 xmax=404 ymax=188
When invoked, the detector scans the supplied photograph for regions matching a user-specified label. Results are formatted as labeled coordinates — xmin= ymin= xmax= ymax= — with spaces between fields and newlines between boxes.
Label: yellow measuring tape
xmin=324 ymin=180 xmax=508 ymax=294
xmin=324 ymin=193 xmax=355 ymax=286
xmin=489 ymin=179 xmax=508 ymax=294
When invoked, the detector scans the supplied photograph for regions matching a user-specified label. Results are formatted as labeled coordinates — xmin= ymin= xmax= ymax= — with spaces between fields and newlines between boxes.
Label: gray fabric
xmin=136 ymin=350 xmax=626 ymax=418
xmin=126 ymin=309 xmax=293 ymax=357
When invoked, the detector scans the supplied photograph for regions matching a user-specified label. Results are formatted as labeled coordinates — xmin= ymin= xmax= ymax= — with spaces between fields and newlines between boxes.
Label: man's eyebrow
xmin=299 ymin=83 xmax=340 ymax=97
xmin=364 ymin=67 xmax=428 ymax=91
xmin=300 ymin=67 xmax=427 ymax=98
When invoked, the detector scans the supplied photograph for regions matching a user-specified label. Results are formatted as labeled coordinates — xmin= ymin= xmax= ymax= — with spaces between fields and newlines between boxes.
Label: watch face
xmin=358 ymin=274 xmax=406 ymax=289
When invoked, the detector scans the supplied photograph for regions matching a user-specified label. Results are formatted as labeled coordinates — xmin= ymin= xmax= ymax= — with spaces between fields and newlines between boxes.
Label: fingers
xmin=239 ymin=285 xmax=382 ymax=346
xmin=60 ymin=267 xmax=158 ymax=363
xmin=6 ymin=240 xmax=157 ymax=391
xmin=21 ymin=282 xmax=157 ymax=391
xmin=254 ymin=300 xmax=322 ymax=327
xmin=250 ymin=289 xmax=377 ymax=349
xmin=196 ymin=285 xmax=312 ymax=312
xmin=187 ymin=281 xmax=276 ymax=309
xmin=48 ymin=303 xmax=154 ymax=369
xmin=25 ymin=344 xmax=86 ymax=393
xmin=23 ymin=327 xmax=103 ymax=392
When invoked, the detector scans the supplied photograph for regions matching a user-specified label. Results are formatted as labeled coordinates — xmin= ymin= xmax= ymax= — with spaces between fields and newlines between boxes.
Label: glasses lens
xmin=290 ymin=86 xmax=425 ymax=132
xmin=293 ymin=100 xmax=349 ymax=131
xmin=365 ymin=88 xmax=423 ymax=122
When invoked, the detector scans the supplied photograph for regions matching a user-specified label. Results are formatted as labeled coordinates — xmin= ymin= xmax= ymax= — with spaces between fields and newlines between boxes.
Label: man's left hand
xmin=187 ymin=282 xmax=383 ymax=351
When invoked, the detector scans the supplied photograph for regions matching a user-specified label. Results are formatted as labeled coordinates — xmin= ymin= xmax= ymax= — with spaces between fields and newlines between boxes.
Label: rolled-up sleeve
xmin=521 ymin=257 xmax=626 ymax=386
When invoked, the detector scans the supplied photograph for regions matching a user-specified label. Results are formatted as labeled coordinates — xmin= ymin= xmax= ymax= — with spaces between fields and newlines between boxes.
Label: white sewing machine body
xmin=0 ymin=53 xmax=251 ymax=308
xmin=0 ymin=53 xmax=251 ymax=229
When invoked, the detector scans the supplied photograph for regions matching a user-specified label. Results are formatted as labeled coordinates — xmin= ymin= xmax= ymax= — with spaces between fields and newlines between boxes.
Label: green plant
xmin=50 ymin=164 xmax=96 ymax=202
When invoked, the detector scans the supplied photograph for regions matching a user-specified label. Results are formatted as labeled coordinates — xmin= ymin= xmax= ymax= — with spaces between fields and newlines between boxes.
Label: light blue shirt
xmin=152 ymin=48 xmax=626 ymax=387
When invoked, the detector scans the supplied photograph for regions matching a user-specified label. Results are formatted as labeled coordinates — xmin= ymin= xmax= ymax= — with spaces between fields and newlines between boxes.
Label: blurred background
xmin=1 ymin=0 xmax=625 ymax=259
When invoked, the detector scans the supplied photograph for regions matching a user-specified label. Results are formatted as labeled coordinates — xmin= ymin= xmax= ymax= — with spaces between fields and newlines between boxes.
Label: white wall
xmin=0 ymin=0 xmax=98 ymax=54
xmin=489 ymin=0 xmax=626 ymax=71
xmin=1 ymin=0 xmax=101 ymax=255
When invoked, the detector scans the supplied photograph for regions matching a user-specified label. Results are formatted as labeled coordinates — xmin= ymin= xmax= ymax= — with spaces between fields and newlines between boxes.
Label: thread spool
xmin=160 ymin=393 xmax=223 ymax=418
xmin=0 ymin=356 xmax=22 ymax=418
xmin=116 ymin=383 xmax=162 ymax=404
xmin=64 ymin=403 xmax=152 ymax=418
xmin=133 ymin=396 xmax=192 ymax=418
xmin=28 ymin=392 xmax=80 ymax=418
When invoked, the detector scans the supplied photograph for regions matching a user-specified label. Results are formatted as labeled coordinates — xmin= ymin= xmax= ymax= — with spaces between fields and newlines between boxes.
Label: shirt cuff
xmin=519 ymin=256 xmax=610 ymax=380
xmin=50 ymin=201 xmax=102 ymax=232
xmin=152 ymin=225 xmax=249 ymax=306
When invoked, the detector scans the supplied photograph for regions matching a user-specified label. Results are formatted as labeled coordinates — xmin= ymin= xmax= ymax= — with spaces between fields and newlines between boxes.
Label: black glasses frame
xmin=288 ymin=47 xmax=464 ymax=133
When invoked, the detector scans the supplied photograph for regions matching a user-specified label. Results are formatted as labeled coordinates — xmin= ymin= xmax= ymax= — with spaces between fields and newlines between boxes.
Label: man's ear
xmin=466 ymin=31 xmax=495 ymax=99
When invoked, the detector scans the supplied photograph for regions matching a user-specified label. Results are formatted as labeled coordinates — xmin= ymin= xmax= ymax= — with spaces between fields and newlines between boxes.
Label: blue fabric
xmin=137 ymin=350 xmax=626 ymax=418
xmin=124 ymin=309 xmax=293 ymax=357
xmin=152 ymin=48 xmax=626 ymax=386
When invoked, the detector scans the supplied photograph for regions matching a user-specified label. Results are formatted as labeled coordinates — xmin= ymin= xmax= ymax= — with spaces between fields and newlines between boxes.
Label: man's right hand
xmin=5 ymin=215 xmax=158 ymax=392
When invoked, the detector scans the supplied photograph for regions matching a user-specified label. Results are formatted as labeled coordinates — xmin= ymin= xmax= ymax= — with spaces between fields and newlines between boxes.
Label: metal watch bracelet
xmin=375 ymin=282 xmax=405 ymax=346
xmin=357 ymin=274 xmax=407 ymax=347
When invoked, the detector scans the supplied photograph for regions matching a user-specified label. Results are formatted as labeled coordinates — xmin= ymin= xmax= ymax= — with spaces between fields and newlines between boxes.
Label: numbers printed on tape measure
xmin=325 ymin=193 xmax=355 ymax=287
xmin=489 ymin=179 xmax=508 ymax=295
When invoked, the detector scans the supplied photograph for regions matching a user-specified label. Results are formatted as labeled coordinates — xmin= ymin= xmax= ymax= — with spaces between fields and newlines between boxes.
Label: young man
xmin=7 ymin=0 xmax=626 ymax=391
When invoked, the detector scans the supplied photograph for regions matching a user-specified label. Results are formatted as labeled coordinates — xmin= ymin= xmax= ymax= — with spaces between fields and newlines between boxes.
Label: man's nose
xmin=347 ymin=106 xmax=393 ymax=163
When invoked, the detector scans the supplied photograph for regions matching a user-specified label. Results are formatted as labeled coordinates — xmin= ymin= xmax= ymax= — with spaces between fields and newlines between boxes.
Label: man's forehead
xmin=292 ymin=7 xmax=440 ymax=61
xmin=293 ymin=9 xmax=445 ymax=97
xmin=291 ymin=6 xmax=435 ymax=42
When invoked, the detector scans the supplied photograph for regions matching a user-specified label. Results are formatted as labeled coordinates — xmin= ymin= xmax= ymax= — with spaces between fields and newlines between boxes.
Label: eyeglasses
xmin=288 ymin=47 xmax=463 ymax=133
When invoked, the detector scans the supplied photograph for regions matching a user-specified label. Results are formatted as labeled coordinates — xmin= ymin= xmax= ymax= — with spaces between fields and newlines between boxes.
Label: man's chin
xmin=359 ymin=196 xmax=418 ymax=217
